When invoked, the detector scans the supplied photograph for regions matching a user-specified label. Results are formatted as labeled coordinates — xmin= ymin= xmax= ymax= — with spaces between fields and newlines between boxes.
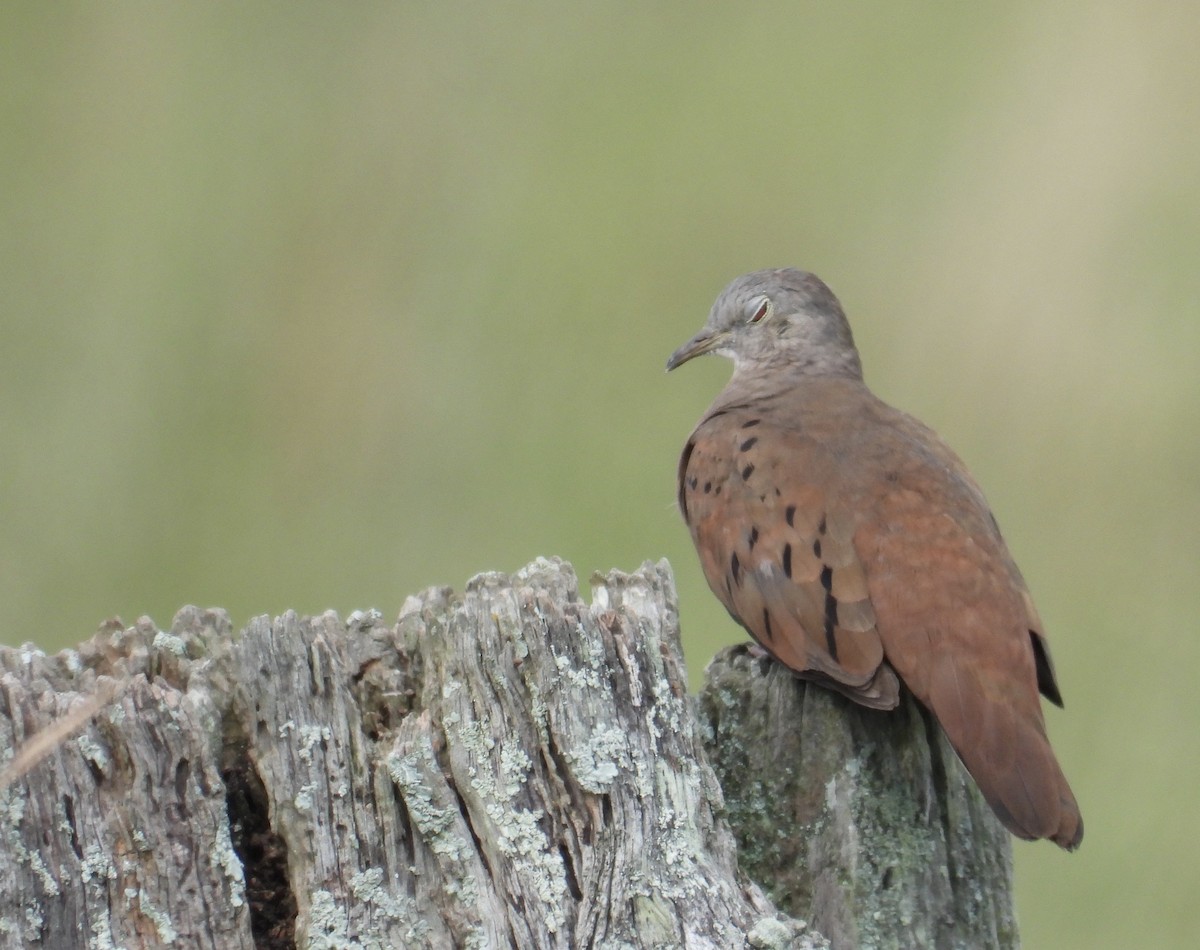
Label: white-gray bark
xmin=0 ymin=558 xmax=1015 ymax=949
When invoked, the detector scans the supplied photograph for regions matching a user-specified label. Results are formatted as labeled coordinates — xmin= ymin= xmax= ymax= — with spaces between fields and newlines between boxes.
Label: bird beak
xmin=666 ymin=330 xmax=727 ymax=371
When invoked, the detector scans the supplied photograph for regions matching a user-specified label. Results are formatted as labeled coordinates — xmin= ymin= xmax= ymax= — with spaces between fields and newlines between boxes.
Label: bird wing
xmin=851 ymin=405 xmax=1082 ymax=847
xmin=678 ymin=399 xmax=899 ymax=709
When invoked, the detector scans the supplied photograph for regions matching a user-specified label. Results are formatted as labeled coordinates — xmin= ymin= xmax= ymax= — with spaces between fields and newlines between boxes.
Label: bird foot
xmin=744 ymin=642 xmax=770 ymax=660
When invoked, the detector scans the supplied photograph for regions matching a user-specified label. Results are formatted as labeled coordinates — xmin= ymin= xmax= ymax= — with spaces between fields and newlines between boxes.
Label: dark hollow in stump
xmin=0 ymin=558 xmax=1015 ymax=949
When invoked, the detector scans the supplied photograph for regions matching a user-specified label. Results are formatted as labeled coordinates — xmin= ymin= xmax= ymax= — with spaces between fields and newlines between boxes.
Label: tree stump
xmin=0 ymin=558 xmax=1015 ymax=949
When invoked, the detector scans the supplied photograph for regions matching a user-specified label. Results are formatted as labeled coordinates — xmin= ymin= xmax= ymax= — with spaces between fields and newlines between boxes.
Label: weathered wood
xmin=699 ymin=649 xmax=1016 ymax=949
xmin=0 ymin=557 xmax=1015 ymax=949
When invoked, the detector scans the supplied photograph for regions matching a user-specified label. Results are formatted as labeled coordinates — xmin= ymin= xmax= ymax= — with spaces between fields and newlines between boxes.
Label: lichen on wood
xmin=698 ymin=648 xmax=1017 ymax=949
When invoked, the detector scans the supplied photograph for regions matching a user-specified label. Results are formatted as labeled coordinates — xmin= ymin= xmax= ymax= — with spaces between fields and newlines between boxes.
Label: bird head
xmin=666 ymin=268 xmax=863 ymax=379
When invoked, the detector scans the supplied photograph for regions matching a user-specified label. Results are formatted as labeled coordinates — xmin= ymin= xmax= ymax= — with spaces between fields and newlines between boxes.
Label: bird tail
xmin=948 ymin=695 xmax=1083 ymax=850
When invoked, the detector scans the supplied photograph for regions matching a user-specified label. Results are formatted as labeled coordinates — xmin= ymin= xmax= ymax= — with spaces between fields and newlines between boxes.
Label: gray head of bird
xmin=666 ymin=268 xmax=863 ymax=379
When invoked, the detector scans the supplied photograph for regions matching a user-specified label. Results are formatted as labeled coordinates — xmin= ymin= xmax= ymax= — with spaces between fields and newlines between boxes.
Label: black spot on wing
xmin=762 ymin=609 xmax=774 ymax=642
xmin=741 ymin=463 xmax=755 ymax=481
xmin=782 ymin=543 xmax=792 ymax=579
xmin=748 ymin=527 xmax=759 ymax=549
xmin=820 ymin=566 xmax=839 ymax=660
xmin=730 ymin=552 xmax=742 ymax=586
xmin=739 ymin=436 xmax=758 ymax=451
xmin=785 ymin=505 xmax=796 ymax=527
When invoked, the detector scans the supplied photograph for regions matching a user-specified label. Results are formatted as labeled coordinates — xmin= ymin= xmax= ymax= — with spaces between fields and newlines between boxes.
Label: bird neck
xmin=729 ymin=351 xmax=864 ymax=389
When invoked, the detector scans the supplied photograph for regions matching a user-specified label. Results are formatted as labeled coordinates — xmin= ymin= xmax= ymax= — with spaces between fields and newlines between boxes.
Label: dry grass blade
xmin=0 ymin=677 xmax=128 ymax=792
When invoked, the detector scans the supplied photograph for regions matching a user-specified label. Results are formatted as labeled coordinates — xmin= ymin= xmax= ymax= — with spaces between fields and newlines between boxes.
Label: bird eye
xmin=747 ymin=296 xmax=771 ymax=324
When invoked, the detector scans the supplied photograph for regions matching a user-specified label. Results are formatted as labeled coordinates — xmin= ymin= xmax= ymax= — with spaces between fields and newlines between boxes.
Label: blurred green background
xmin=2 ymin=2 xmax=1196 ymax=946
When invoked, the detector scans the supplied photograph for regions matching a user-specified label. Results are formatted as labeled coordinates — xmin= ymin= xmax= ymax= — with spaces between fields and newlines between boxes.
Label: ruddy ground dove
xmin=668 ymin=268 xmax=1082 ymax=849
